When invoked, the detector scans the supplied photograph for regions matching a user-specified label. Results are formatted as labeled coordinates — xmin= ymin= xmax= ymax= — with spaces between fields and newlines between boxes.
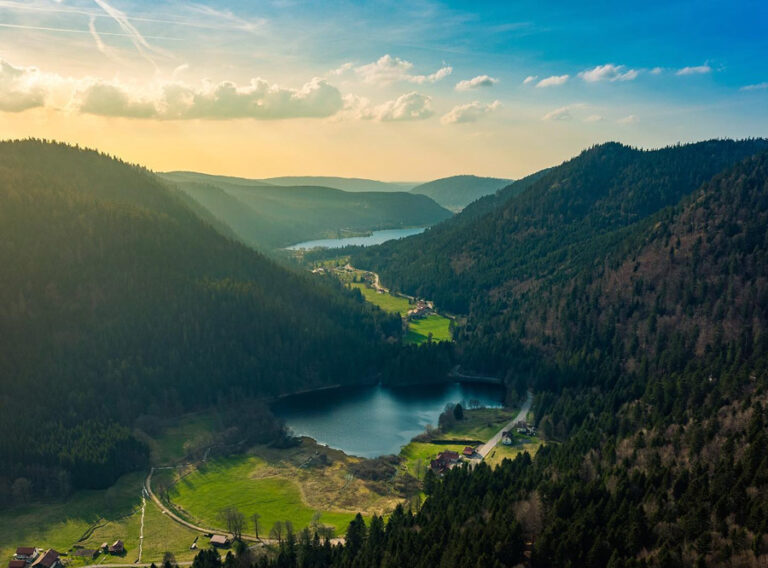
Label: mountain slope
xmin=0 ymin=140 xmax=400 ymax=497
xmin=161 ymin=172 xmax=452 ymax=248
xmin=354 ymin=140 xmax=768 ymax=315
xmin=258 ymin=149 xmax=768 ymax=568
xmin=410 ymin=174 xmax=511 ymax=211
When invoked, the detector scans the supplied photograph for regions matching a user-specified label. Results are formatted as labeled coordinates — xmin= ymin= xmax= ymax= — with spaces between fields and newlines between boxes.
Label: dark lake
xmin=272 ymin=382 xmax=505 ymax=458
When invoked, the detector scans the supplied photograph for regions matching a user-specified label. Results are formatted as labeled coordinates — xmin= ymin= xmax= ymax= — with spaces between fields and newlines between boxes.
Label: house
xmin=209 ymin=535 xmax=231 ymax=548
xmin=502 ymin=431 xmax=513 ymax=445
xmin=30 ymin=550 xmax=60 ymax=568
xmin=107 ymin=541 xmax=124 ymax=555
xmin=99 ymin=543 xmax=108 ymax=554
xmin=430 ymin=450 xmax=461 ymax=474
xmin=14 ymin=549 xmax=37 ymax=563
xmin=10 ymin=560 xmax=27 ymax=568
xmin=462 ymin=446 xmax=475 ymax=457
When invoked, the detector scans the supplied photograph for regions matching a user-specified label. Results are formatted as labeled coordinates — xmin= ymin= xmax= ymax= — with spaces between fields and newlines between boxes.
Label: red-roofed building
xmin=10 ymin=560 xmax=27 ymax=568
xmin=14 ymin=549 xmax=36 ymax=562
xmin=462 ymin=446 xmax=475 ymax=457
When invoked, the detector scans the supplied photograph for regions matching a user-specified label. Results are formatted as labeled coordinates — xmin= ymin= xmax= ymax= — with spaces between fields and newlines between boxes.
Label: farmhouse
xmin=13 ymin=549 xmax=37 ymax=563
xmin=430 ymin=450 xmax=460 ymax=474
xmin=9 ymin=560 xmax=27 ymax=568
xmin=107 ymin=541 xmax=124 ymax=555
xmin=501 ymin=431 xmax=513 ymax=445
xmin=462 ymin=446 xmax=475 ymax=457
xmin=209 ymin=534 xmax=231 ymax=548
xmin=29 ymin=550 xmax=60 ymax=568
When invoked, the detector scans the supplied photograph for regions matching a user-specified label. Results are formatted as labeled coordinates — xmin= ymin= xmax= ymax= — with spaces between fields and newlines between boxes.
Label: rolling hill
xmin=410 ymin=174 xmax=512 ymax=211
xmin=0 ymin=140 xmax=401 ymax=497
xmin=160 ymin=172 xmax=451 ymax=249
xmin=262 ymin=176 xmax=415 ymax=192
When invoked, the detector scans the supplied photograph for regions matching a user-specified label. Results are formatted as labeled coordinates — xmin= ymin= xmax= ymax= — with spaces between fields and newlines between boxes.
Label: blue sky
xmin=0 ymin=0 xmax=765 ymax=179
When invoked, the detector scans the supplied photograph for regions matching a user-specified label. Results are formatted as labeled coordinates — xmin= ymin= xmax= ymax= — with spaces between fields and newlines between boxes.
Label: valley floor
xmin=2 ymin=400 xmax=541 ymax=565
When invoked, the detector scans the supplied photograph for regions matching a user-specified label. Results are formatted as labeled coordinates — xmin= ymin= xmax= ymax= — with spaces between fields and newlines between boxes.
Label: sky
xmin=0 ymin=0 xmax=766 ymax=180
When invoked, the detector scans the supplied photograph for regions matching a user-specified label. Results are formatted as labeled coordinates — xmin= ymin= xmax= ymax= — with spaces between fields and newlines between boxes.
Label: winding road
xmin=476 ymin=391 xmax=534 ymax=459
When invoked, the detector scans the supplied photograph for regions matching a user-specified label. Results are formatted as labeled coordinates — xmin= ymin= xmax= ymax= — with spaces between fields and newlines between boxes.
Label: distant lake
xmin=272 ymin=382 xmax=505 ymax=458
xmin=286 ymin=227 xmax=426 ymax=250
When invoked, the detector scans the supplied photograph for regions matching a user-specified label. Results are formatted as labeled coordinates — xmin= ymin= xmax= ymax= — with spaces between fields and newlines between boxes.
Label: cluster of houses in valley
xmin=9 ymin=541 xmax=125 ymax=568
xmin=502 ymin=420 xmax=537 ymax=445
xmin=406 ymin=299 xmax=433 ymax=320
xmin=9 ymin=549 xmax=61 ymax=568
xmin=430 ymin=446 xmax=478 ymax=475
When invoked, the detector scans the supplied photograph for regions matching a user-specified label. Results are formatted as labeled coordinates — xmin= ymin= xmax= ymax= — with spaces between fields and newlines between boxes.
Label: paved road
xmin=476 ymin=391 xmax=533 ymax=459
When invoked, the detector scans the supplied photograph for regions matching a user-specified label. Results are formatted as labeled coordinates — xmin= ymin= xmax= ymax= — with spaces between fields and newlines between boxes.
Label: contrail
xmin=0 ymin=22 xmax=180 ymax=40
xmin=91 ymin=0 xmax=173 ymax=66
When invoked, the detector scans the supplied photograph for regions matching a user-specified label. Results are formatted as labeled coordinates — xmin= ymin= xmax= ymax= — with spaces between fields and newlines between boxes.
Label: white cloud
xmin=329 ymin=62 xmax=354 ymax=76
xmin=541 ymin=105 xmax=573 ymax=121
xmin=441 ymin=100 xmax=501 ymax=124
xmin=583 ymin=114 xmax=603 ymax=122
xmin=676 ymin=65 xmax=711 ymax=76
xmin=579 ymin=64 xmax=638 ymax=82
xmin=617 ymin=114 xmax=638 ymax=124
xmin=536 ymin=74 xmax=569 ymax=88
xmin=77 ymin=76 xmax=344 ymax=120
xmin=355 ymin=55 xmax=452 ymax=85
xmin=364 ymin=92 xmax=433 ymax=121
xmin=522 ymin=75 xmax=537 ymax=85
xmin=0 ymin=59 xmax=46 ymax=112
xmin=650 ymin=67 xmax=663 ymax=75
xmin=741 ymin=82 xmax=768 ymax=91
xmin=455 ymin=75 xmax=498 ymax=91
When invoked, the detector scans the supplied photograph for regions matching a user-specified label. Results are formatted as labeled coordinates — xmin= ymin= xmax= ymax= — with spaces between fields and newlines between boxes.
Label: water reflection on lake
xmin=272 ymin=382 xmax=504 ymax=458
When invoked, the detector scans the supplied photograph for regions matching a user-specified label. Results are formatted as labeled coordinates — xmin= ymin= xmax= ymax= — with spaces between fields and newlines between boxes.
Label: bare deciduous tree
xmin=219 ymin=506 xmax=246 ymax=541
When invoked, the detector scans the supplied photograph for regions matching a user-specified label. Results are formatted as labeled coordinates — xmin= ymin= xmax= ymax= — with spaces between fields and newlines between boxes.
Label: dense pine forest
xmin=0 ymin=140 xmax=402 ymax=500
xmin=325 ymin=141 xmax=768 ymax=566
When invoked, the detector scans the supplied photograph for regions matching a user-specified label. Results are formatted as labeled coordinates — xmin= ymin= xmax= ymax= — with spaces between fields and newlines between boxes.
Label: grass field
xmin=164 ymin=439 xmax=403 ymax=537
xmin=405 ymin=314 xmax=452 ymax=344
xmin=0 ymin=473 xmax=199 ymax=565
xmin=349 ymin=282 xmax=453 ymax=345
xmin=484 ymin=437 xmax=543 ymax=468
xmin=350 ymin=282 xmax=411 ymax=314
xmin=438 ymin=408 xmax=518 ymax=441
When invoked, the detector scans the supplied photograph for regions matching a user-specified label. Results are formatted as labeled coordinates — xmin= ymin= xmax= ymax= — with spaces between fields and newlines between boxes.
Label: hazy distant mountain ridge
xmin=410 ymin=174 xmax=512 ymax=210
xmin=161 ymin=171 xmax=451 ymax=249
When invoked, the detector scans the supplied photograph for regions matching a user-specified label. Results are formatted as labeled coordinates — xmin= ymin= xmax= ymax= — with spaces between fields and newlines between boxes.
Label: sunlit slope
xmin=161 ymin=171 xmax=452 ymax=248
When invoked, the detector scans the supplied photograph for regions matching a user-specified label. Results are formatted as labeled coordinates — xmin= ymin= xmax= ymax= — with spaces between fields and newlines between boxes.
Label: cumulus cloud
xmin=676 ymin=65 xmax=711 ymax=76
xmin=523 ymin=75 xmax=538 ymax=85
xmin=579 ymin=64 xmax=638 ymax=82
xmin=650 ymin=67 xmax=664 ymax=75
xmin=617 ymin=114 xmax=638 ymax=124
xmin=356 ymin=55 xmax=452 ymax=85
xmin=455 ymin=75 xmax=498 ymax=91
xmin=0 ymin=59 xmax=46 ymax=112
xmin=370 ymin=91 xmax=433 ymax=121
xmin=77 ymin=76 xmax=344 ymax=120
xmin=741 ymin=82 xmax=768 ymax=91
xmin=536 ymin=74 xmax=569 ymax=88
xmin=441 ymin=100 xmax=501 ymax=124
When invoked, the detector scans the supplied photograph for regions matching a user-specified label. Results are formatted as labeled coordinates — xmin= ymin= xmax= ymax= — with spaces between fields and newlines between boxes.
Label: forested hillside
xmin=160 ymin=172 xmax=451 ymax=249
xmin=410 ymin=174 xmax=511 ymax=211
xmin=0 ymin=140 xmax=401 ymax=500
xmin=354 ymin=140 xmax=768 ymax=314
xmin=326 ymin=141 xmax=768 ymax=567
